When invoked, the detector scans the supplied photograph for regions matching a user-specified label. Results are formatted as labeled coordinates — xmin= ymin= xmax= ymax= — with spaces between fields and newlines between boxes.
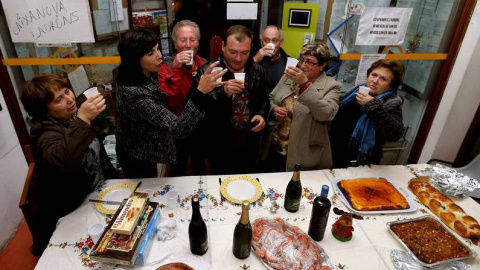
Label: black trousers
xmin=116 ymin=145 xmax=157 ymax=178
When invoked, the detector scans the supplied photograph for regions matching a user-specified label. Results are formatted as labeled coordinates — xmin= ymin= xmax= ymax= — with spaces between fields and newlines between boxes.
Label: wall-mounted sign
xmin=2 ymin=0 xmax=95 ymax=43
xmin=227 ymin=3 xmax=258 ymax=20
xmin=356 ymin=7 xmax=412 ymax=46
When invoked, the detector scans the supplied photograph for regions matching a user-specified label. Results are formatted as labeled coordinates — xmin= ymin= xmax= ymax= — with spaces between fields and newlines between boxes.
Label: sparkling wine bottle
xmin=188 ymin=197 xmax=208 ymax=255
xmin=284 ymin=164 xmax=302 ymax=212
xmin=308 ymin=185 xmax=331 ymax=241
xmin=232 ymin=200 xmax=252 ymax=259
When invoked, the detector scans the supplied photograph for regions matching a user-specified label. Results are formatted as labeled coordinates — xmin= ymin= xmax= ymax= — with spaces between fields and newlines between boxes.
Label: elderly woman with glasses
xmin=262 ymin=41 xmax=341 ymax=172
xmin=115 ymin=29 xmax=225 ymax=178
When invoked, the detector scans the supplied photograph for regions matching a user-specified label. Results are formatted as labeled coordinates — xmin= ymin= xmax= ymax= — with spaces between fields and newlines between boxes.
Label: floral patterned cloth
xmin=35 ymin=166 xmax=480 ymax=269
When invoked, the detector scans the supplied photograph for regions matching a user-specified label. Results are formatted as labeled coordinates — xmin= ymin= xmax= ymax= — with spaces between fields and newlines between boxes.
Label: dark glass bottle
xmin=188 ymin=197 xmax=208 ymax=255
xmin=284 ymin=164 xmax=302 ymax=212
xmin=232 ymin=200 xmax=252 ymax=259
xmin=308 ymin=185 xmax=331 ymax=241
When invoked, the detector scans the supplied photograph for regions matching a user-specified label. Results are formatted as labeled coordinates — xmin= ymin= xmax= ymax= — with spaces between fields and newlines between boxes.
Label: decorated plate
xmin=220 ymin=175 xmax=263 ymax=204
xmin=95 ymin=183 xmax=135 ymax=214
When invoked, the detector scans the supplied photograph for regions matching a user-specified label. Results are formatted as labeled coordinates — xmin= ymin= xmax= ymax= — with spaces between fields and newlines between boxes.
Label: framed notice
xmin=89 ymin=0 xmax=132 ymax=41
xmin=289 ymin=9 xmax=312 ymax=28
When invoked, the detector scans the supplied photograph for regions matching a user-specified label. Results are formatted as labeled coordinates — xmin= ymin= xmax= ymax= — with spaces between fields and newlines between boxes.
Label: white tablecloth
xmin=35 ymin=165 xmax=480 ymax=270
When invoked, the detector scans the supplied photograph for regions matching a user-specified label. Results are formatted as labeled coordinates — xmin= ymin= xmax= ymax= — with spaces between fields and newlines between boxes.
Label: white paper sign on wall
xmin=355 ymin=7 xmax=412 ymax=46
xmin=2 ymin=0 xmax=95 ymax=43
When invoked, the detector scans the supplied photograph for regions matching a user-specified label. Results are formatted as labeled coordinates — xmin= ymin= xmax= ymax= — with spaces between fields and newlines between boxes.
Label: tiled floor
xmin=0 ymin=221 xmax=39 ymax=270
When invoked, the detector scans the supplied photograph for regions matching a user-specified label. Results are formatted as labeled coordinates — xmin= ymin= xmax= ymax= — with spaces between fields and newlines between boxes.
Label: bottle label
xmin=201 ymin=240 xmax=208 ymax=252
xmin=286 ymin=199 xmax=300 ymax=210
xmin=316 ymin=217 xmax=328 ymax=229
xmin=239 ymin=244 xmax=250 ymax=257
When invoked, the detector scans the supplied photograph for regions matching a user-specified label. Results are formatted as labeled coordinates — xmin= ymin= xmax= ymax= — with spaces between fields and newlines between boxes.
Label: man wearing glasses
xmin=253 ymin=25 xmax=290 ymax=93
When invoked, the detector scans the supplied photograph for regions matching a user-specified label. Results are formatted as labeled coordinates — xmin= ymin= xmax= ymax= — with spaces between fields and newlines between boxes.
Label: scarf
xmin=340 ymin=85 xmax=394 ymax=162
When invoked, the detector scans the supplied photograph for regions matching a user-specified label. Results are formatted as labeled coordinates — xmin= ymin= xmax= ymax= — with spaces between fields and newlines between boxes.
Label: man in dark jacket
xmin=253 ymin=25 xmax=290 ymax=93
xmin=191 ymin=25 xmax=268 ymax=174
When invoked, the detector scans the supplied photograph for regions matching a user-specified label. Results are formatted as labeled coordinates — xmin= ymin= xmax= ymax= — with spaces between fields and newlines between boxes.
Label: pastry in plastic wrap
xmin=252 ymin=217 xmax=333 ymax=270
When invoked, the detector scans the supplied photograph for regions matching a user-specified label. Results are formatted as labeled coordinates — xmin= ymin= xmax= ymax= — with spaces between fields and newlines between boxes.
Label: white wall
xmin=0 ymin=89 xmax=28 ymax=249
xmin=419 ymin=1 xmax=480 ymax=163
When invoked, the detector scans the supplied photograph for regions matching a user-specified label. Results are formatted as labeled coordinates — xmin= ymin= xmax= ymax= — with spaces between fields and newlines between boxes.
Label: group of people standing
xmin=110 ymin=20 xmax=405 ymax=178
xmin=19 ymin=21 xmax=405 ymax=255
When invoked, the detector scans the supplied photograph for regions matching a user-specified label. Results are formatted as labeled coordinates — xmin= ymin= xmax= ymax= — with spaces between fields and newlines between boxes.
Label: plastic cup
xmin=234 ymin=73 xmax=246 ymax=85
xmin=83 ymin=87 xmax=99 ymax=99
xmin=88 ymin=223 xmax=104 ymax=244
xmin=285 ymin=57 xmax=299 ymax=71
xmin=266 ymin=42 xmax=275 ymax=51
xmin=359 ymin=86 xmax=371 ymax=94
xmin=141 ymin=189 xmax=154 ymax=198
xmin=212 ymin=67 xmax=223 ymax=82
xmin=166 ymin=190 xmax=179 ymax=209
xmin=185 ymin=50 xmax=194 ymax=65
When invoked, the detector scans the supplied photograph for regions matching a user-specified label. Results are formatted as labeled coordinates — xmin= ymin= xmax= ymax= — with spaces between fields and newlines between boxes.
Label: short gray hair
xmin=299 ymin=41 xmax=331 ymax=65
xmin=171 ymin=20 xmax=201 ymax=43
xmin=260 ymin=25 xmax=284 ymax=41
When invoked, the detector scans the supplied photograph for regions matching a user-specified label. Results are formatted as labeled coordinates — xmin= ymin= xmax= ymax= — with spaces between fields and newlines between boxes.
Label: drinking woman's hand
xmin=197 ymin=61 xmax=227 ymax=94
xmin=77 ymin=93 xmax=106 ymax=124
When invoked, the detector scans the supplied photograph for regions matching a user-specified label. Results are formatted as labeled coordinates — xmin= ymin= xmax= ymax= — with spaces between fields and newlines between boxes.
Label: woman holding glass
xmin=330 ymin=59 xmax=405 ymax=168
xmin=20 ymin=74 xmax=117 ymax=255
xmin=263 ymin=41 xmax=341 ymax=172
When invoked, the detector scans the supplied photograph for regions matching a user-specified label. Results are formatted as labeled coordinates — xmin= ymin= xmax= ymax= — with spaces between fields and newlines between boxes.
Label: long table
xmin=35 ymin=165 xmax=480 ymax=269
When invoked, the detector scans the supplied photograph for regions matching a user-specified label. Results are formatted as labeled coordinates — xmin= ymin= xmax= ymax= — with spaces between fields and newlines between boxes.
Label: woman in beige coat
xmin=263 ymin=41 xmax=341 ymax=172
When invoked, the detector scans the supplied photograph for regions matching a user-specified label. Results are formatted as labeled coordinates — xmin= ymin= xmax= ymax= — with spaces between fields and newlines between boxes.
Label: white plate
xmin=220 ymin=175 xmax=263 ymax=204
xmin=95 ymin=183 xmax=135 ymax=214
xmin=333 ymin=177 xmax=418 ymax=215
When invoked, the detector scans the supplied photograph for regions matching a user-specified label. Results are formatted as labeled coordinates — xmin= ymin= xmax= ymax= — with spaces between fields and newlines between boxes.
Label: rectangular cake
xmin=338 ymin=177 xmax=409 ymax=211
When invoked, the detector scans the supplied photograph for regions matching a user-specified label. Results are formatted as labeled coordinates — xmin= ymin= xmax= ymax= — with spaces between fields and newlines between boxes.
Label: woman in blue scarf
xmin=330 ymin=59 xmax=405 ymax=168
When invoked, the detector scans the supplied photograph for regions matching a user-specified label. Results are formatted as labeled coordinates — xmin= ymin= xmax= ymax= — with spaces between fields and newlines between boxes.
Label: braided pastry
xmin=408 ymin=177 xmax=480 ymax=239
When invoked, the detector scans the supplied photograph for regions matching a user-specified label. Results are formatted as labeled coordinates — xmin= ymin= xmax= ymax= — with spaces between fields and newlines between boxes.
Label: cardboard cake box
xmin=90 ymin=198 xmax=159 ymax=266
xmin=111 ymin=195 xmax=148 ymax=235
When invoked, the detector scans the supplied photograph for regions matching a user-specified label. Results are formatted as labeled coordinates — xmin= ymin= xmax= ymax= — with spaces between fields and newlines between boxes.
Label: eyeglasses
xmin=297 ymin=57 xmax=319 ymax=67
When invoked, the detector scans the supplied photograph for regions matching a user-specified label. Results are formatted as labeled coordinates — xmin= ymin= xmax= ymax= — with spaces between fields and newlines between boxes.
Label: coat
xmin=116 ymin=75 xmax=206 ymax=164
xmin=266 ymin=72 xmax=341 ymax=171
xmin=330 ymin=87 xmax=405 ymax=168
xmin=29 ymin=116 xmax=117 ymax=254
xmin=191 ymin=55 xmax=269 ymax=173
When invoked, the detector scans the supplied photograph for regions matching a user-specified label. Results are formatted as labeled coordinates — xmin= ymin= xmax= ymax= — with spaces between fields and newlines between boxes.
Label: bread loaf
xmin=408 ymin=177 xmax=480 ymax=239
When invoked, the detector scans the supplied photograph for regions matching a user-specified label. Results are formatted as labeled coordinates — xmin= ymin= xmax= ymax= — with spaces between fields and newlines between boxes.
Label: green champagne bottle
xmin=188 ymin=197 xmax=208 ymax=255
xmin=284 ymin=164 xmax=302 ymax=212
xmin=232 ymin=200 xmax=252 ymax=259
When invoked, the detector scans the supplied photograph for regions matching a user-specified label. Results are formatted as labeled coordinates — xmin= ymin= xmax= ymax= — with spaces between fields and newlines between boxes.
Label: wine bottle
xmin=284 ymin=164 xmax=302 ymax=212
xmin=188 ymin=197 xmax=208 ymax=255
xmin=308 ymin=185 xmax=331 ymax=241
xmin=232 ymin=200 xmax=252 ymax=259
